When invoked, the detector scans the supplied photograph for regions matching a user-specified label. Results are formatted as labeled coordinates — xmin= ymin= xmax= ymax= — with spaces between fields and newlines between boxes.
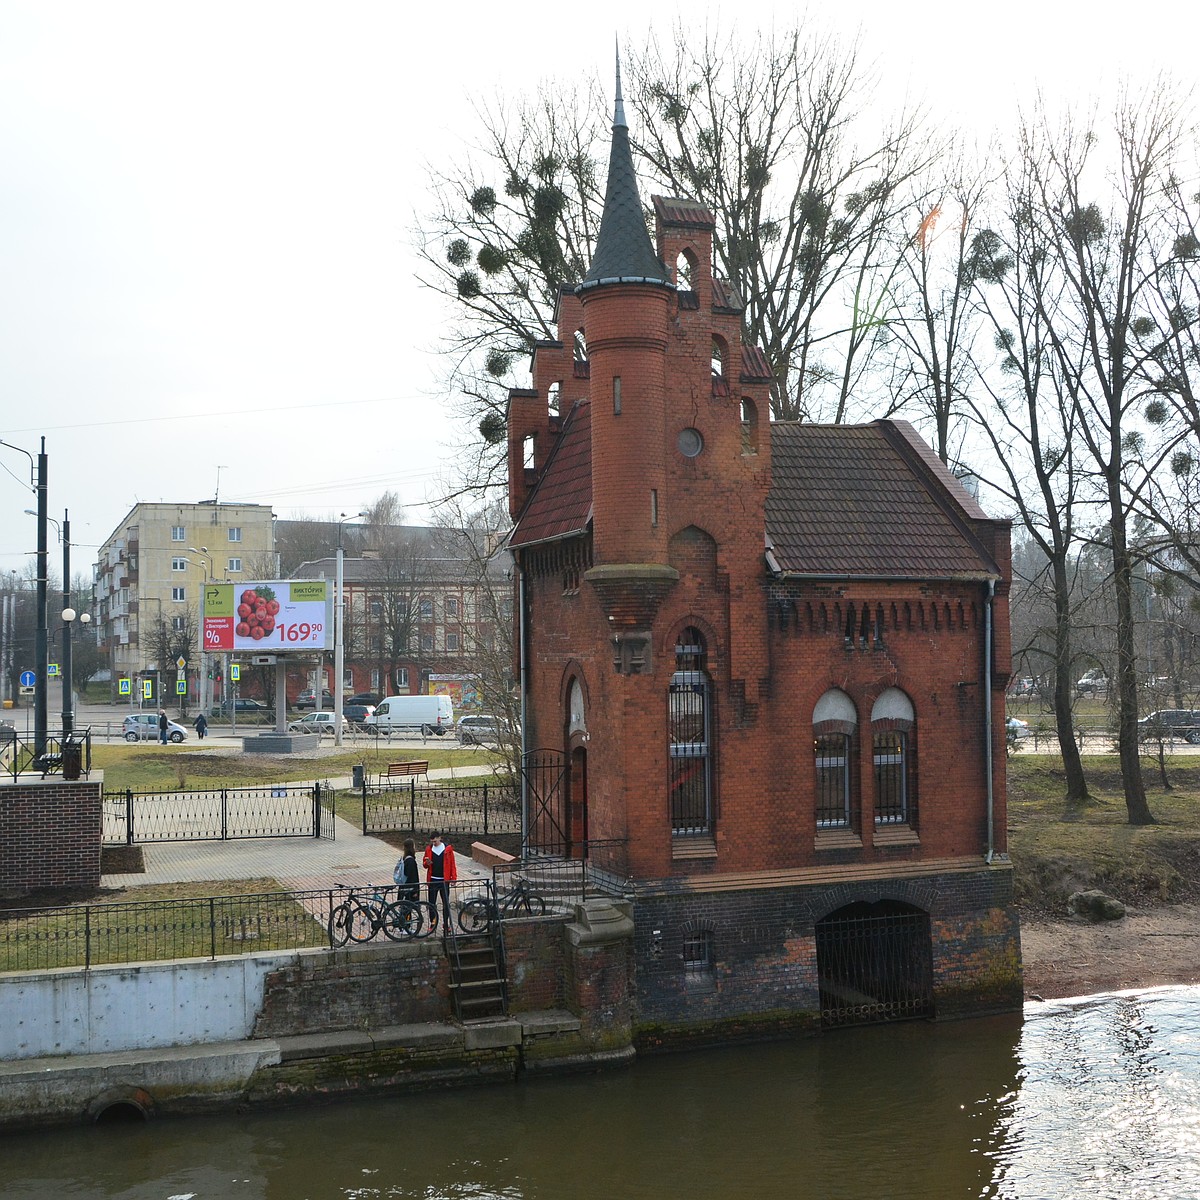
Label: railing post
xmin=361 ymin=782 xmax=368 ymax=836
xmin=410 ymin=776 xmax=416 ymax=834
xmin=483 ymin=782 xmax=489 ymax=836
xmin=221 ymin=788 xmax=228 ymax=841
xmin=209 ymin=897 xmax=217 ymax=959
xmin=84 ymin=904 xmax=92 ymax=970
xmin=126 ymin=787 xmax=134 ymax=846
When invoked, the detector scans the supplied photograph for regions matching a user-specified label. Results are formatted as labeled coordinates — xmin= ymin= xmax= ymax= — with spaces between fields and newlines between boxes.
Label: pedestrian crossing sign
xmin=176 ymin=679 xmax=187 ymax=695
xmin=119 ymin=678 xmax=131 ymax=696
xmin=230 ymin=663 xmax=241 ymax=682
xmin=142 ymin=679 xmax=153 ymax=700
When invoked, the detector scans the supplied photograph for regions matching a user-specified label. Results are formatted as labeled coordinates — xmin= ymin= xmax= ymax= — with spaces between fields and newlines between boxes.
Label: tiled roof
xmin=652 ymin=195 xmax=715 ymax=230
xmin=509 ymin=400 xmax=593 ymax=549
xmin=766 ymin=421 xmax=1000 ymax=579
xmin=740 ymin=345 xmax=773 ymax=383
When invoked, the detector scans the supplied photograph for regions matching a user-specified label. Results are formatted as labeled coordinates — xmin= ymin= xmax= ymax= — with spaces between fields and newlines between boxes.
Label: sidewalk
xmin=102 ymin=762 xmax=498 ymax=891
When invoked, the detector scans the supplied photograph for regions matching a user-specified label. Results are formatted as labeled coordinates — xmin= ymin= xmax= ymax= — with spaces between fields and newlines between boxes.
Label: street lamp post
xmin=335 ymin=513 xmax=366 ymax=747
xmin=61 ymin=608 xmax=90 ymax=736
xmin=188 ymin=547 xmax=214 ymax=717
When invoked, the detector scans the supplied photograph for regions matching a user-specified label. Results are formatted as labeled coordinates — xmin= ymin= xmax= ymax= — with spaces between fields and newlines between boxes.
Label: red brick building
xmin=507 ymin=75 xmax=1021 ymax=1036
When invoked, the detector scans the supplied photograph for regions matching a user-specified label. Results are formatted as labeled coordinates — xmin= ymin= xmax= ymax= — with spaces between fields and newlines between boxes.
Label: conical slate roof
xmin=579 ymin=58 xmax=672 ymax=291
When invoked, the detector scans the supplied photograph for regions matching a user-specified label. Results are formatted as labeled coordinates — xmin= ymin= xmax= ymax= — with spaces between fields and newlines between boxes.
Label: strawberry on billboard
xmin=203 ymin=580 xmax=328 ymax=652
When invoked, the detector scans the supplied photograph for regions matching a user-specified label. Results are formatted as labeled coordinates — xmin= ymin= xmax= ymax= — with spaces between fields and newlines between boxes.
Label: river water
xmin=4 ymin=986 xmax=1199 ymax=1200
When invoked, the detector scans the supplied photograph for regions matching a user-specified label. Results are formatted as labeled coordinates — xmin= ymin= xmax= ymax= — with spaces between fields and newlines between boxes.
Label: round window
xmin=677 ymin=427 xmax=704 ymax=458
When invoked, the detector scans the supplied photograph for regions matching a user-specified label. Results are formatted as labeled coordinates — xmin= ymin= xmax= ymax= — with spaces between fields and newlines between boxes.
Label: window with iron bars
xmin=815 ymin=733 xmax=851 ymax=828
xmin=683 ymin=929 xmax=716 ymax=991
xmin=669 ymin=628 xmax=712 ymax=835
xmin=874 ymin=731 xmax=908 ymax=824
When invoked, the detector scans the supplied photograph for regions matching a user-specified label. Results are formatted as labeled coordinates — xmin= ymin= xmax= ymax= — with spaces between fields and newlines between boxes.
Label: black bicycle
xmin=457 ymin=876 xmax=546 ymax=933
xmin=328 ymin=883 xmax=421 ymax=946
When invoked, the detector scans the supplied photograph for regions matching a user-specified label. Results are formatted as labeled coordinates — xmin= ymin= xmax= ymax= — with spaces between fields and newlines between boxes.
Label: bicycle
xmin=328 ymin=883 xmax=421 ymax=947
xmin=457 ymin=876 xmax=546 ymax=933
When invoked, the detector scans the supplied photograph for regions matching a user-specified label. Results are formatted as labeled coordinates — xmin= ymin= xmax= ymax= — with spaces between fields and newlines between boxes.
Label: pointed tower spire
xmin=579 ymin=45 xmax=672 ymax=291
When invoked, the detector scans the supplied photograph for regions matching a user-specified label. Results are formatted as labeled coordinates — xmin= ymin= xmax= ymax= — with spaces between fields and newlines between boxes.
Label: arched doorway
xmin=568 ymin=744 xmax=588 ymax=859
xmin=815 ymin=900 xmax=934 ymax=1028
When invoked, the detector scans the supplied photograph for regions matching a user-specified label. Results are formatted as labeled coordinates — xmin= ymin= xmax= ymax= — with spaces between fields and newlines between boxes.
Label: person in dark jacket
xmin=194 ymin=712 xmax=208 ymax=740
xmin=394 ymin=838 xmax=420 ymax=901
xmin=158 ymin=710 xmax=169 ymax=744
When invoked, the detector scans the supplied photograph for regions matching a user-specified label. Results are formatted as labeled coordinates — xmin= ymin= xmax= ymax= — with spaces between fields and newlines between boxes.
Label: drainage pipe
xmin=518 ymin=562 xmax=528 ymax=857
xmin=984 ymin=577 xmax=996 ymax=864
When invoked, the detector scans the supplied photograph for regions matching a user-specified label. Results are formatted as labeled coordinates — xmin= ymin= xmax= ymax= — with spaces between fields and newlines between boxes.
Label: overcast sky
xmin=1 ymin=0 xmax=1195 ymax=577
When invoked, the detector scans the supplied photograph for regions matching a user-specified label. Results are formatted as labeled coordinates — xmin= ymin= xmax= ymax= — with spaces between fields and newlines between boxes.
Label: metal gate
xmin=815 ymin=900 xmax=934 ymax=1028
xmin=103 ymin=782 xmax=337 ymax=844
xmin=522 ymin=748 xmax=567 ymax=855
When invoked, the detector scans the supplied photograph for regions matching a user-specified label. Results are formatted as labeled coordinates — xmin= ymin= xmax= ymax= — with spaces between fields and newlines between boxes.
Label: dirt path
xmin=1020 ymin=902 xmax=1200 ymax=999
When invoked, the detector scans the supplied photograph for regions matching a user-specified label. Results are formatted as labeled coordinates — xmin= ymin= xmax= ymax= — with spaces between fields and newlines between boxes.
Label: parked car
xmin=219 ymin=698 xmax=273 ymax=717
xmin=342 ymin=703 xmax=376 ymax=728
xmin=295 ymin=689 xmax=334 ymax=711
xmin=457 ymin=714 xmax=509 ymax=745
xmin=287 ymin=711 xmax=349 ymax=736
xmin=347 ymin=692 xmax=381 ymax=707
xmin=1006 ymin=717 xmax=1030 ymax=741
xmin=1138 ymin=709 xmax=1200 ymax=743
xmin=1076 ymin=669 xmax=1107 ymax=696
xmin=123 ymin=713 xmax=187 ymax=743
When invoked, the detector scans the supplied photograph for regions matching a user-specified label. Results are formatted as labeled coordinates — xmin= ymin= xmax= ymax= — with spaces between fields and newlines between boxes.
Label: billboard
xmin=202 ymin=580 xmax=328 ymax=652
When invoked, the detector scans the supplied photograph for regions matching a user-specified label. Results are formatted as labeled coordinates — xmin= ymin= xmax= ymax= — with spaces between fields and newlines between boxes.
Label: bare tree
xmin=417 ymin=25 xmax=937 ymax=488
xmin=966 ymin=158 xmax=1095 ymax=808
xmin=626 ymin=25 xmax=933 ymax=422
xmin=888 ymin=154 xmax=993 ymax=463
xmin=998 ymin=86 xmax=1196 ymax=824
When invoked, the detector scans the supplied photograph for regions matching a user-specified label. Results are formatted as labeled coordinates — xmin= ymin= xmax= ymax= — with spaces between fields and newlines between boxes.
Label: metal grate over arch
xmin=815 ymin=900 xmax=934 ymax=1028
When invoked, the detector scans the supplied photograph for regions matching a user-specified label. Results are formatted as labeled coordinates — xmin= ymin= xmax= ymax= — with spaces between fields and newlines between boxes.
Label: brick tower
xmin=506 ymin=62 xmax=1022 ymax=1041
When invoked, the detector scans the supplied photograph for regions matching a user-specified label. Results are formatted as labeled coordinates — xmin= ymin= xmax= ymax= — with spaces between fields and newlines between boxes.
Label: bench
xmin=382 ymin=760 xmax=429 ymax=785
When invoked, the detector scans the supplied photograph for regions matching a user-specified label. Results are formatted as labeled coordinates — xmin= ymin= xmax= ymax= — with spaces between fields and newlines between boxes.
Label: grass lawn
xmin=91 ymin=742 xmax=500 ymax=793
xmin=0 ymin=878 xmax=328 ymax=972
xmin=1008 ymin=754 xmax=1200 ymax=914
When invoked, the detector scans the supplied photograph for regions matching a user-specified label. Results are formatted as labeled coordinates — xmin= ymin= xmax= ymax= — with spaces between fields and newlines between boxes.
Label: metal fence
xmin=101 ymin=782 xmax=336 ymax=844
xmin=0 ymin=876 xmax=562 ymax=973
xmin=361 ymin=778 xmax=520 ymax=839
xmin=0 ymin=726 xmax=92 ymax=781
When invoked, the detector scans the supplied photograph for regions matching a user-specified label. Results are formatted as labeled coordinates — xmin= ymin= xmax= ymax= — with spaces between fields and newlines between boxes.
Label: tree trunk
xmin=1052 ymin=557 xmax=1090 ymax=809
xmin=1110 ymin=495 xmax=1155 ymax=824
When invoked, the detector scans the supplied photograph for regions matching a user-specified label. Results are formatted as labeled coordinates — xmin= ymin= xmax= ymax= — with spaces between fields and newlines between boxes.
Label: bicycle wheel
xmin=346 ymin=901 xmax=378 ymax=943
xmin=413 ymin=901 xmax=440 ymax=939
xmin=382 ymin=899 xmax=422 ymax=940
xmin=520 ymin=892 xmax=546 ymax=917
xmin=328 ymin=902 xmax=354 ymax=948
xmin=458 ymin=898 xmax=492 ymax=933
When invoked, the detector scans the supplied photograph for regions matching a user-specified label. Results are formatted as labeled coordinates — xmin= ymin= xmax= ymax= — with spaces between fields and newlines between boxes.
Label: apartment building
xmin=94 ymin=501 xmax=276 ymax=695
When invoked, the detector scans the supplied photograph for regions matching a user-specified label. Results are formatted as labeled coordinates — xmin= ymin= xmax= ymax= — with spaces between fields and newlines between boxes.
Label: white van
xmin=364 ymin=694 xmax=454 ymax=737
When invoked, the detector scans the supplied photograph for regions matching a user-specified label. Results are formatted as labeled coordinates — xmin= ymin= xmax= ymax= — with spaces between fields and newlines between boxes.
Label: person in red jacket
xmin=422 ymin=832 xmax=457 ymax=929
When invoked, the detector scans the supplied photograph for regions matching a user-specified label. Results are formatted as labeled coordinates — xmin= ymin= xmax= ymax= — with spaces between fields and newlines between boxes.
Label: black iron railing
xmin=361 ymin=778 xmax=520 ymax=839
xmin=101 ymin=782 xmax=335 ymax=844
xmin=0 ymin=878 xmax=497 ymax=973
xmin=0 ymin=726 xmax=92 ymax=781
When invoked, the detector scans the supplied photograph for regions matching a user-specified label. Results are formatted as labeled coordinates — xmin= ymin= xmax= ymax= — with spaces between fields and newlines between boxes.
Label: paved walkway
xmin=101 ymin=762 xmax=497 ymax=892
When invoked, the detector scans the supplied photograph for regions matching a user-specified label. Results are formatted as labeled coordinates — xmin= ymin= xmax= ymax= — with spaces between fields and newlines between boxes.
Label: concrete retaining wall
xmin=0 ymin=954 xmax=286 ymax=1060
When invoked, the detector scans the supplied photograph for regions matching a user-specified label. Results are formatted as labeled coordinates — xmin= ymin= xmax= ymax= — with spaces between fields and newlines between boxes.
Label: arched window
xmin=711 ymin=335 xmax=728 ymax=381
xmin=676 ymin=249 xmax=697 ymax=289
xmin=814 ymin=689 xmax=857 ymax=829
xmin=872 ymin=688 xmax=915 ymax=826
xmin=741 ymin=397 xmax=759 ymax=454
xmin=669 ymin=627 xmax=712 ymax=836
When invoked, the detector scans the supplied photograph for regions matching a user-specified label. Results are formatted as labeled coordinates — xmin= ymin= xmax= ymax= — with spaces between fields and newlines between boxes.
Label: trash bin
xmin=62 ymin=739 xmax=82 ymax=781
xmin=352 ymin=763 xmax=365 ymax=790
